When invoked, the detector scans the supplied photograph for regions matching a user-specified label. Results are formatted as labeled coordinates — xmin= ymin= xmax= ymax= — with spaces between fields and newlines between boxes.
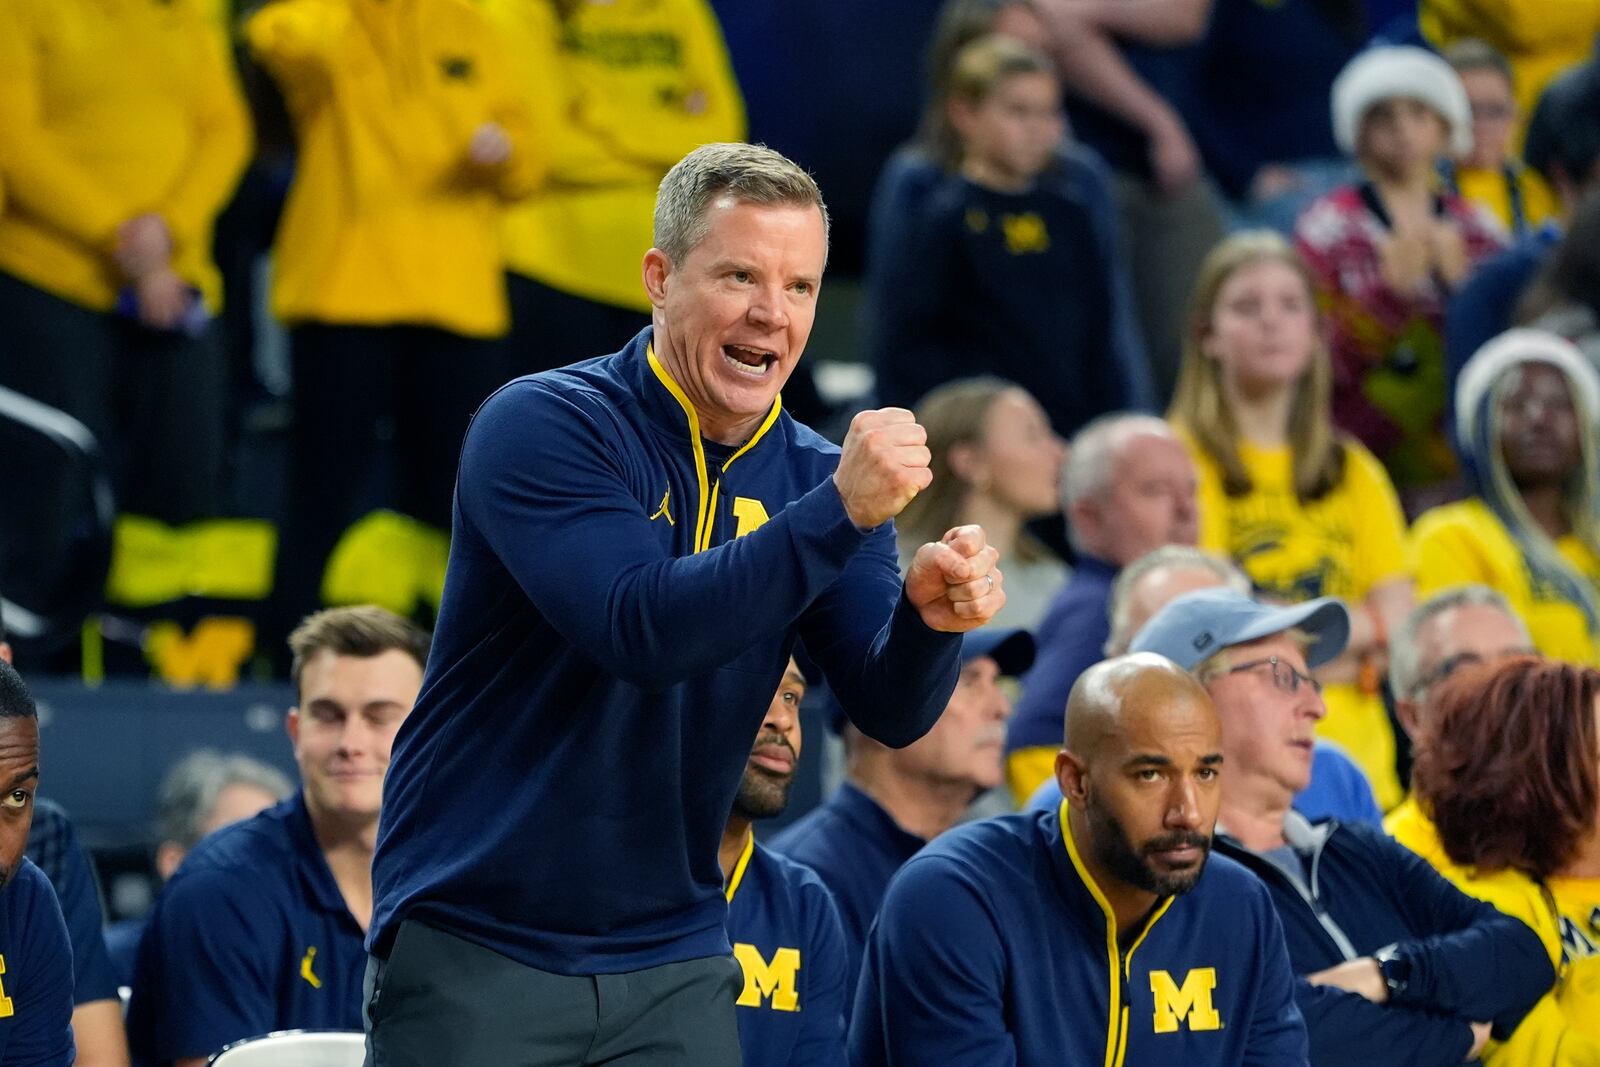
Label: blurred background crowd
xmin=5 ymin=0 xmax=1600 ymax=1060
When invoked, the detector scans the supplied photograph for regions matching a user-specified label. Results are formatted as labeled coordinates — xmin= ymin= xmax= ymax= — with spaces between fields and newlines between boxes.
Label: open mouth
xmin=723 ymin=344 xmax=776 ymax=378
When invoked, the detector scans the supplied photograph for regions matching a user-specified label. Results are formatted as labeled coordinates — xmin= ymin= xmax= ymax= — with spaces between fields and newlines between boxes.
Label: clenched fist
xmin=833 ymin=408 xmax=932 ymax=530
xmin=905 ymin=525 xmax=1005 ymax=633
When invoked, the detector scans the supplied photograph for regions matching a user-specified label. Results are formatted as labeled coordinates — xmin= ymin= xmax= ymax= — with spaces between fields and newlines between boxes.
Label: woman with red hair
xmin=1392 ymin=657 xmax=1600 ymax=1061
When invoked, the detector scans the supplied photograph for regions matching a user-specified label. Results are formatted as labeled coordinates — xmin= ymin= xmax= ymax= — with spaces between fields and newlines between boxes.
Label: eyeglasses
xmin=1413 ymin=647 xmax=1536 ymax=696
xmin=1227 ymin=656 xmax=1322 ymax=696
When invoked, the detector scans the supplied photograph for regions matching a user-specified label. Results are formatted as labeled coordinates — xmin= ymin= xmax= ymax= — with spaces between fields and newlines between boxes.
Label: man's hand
xmin=1146 ymin=113 xmax=1201 ymax=197
xmin=468 ymin=121 xmax=513 ymax=167
xmin=134 ymin=268 xmax=193 ymax=331
xmin=114 ymin=212 xmax=173 ymax=280
xmin=1467 ymin=1021 xmax=1491 ymax=1060
xmin=1306 ymin=957 xmax=1387 ymax=1003
xmin=904 ymin=525 xmax=1004 ymax=633
xmin=832 ymin=408 xmax=932 ymax=529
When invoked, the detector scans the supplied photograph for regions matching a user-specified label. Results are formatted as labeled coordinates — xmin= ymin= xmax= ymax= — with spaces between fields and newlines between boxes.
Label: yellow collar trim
xmin=645 ymin=342 xmax=783 ymax=554
xmin=1059 ymin=799 xmax=1176 ymax=1067
xmin=725 ymin=831 xmax=756 ymax=904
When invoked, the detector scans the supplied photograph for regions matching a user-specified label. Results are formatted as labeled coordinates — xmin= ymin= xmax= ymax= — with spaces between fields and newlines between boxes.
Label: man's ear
xmin=642 ymin=248 xmax=672 ymax=309
xmin=1056 ymin=748 xmax=1089 ymax=807
xmin=1394 ymin=697 xmax=1419 ymax=743
xmin=285 ymin=707 xmax=301 ymax=750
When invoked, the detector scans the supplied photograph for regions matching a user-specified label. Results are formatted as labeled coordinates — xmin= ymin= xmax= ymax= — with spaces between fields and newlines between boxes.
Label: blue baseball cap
xmin=1128 ymin=589 xmax=1350 ymax=670
xmin=826 ymin=628 xmax=1035 ymax=734
xmin=961 ymin=627 xmax=1036 ymax=677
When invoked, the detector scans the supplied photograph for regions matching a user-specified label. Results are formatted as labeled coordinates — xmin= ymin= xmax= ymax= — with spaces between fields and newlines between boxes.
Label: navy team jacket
xmin=370 ymin=328 xmax=961 ymax=975
xmin=850 ymin=804 xmax=1309 ymax=1066
xmin=726 ymin=836 xmax=847 ymax=1066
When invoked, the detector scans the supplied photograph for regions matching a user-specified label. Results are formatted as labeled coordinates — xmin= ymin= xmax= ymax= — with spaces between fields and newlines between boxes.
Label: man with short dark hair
xmin=851 ymin=654 xmax=1308 ymax=1065
xmin=3 ymin=599 xmax=132 ymax=1067
xmin=720 ymin=662 xmax=848 ymax=1067
xmin=1132 ymin=589 xmax=1554 ymax=1065
xmin=770 ymin=629 xmax=1032 ymax=1006
xmin=366 ymin=141 xmax=1004 ymax=1065
xmin=0 ymin=658 xmax=75 ymax=1066
xmin=128 ymin=606 xmax=429 ymax=1067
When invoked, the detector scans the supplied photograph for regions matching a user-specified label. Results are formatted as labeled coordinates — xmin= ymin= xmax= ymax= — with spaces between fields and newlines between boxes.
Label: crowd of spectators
xmin=6 ymin=0 xmax=1600 ymax=1063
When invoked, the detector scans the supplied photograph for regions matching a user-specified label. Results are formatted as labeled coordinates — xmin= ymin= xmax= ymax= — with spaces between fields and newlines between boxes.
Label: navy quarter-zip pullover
xmin=369 ymin=328 xmax=961 ymax=975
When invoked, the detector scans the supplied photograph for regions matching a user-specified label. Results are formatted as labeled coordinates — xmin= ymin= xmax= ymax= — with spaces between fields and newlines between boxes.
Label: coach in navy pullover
xmin=367 ymin=145 xmax=1000 ymax=1062
xmin=851 ymin=655 xmax=1307 ymax=1066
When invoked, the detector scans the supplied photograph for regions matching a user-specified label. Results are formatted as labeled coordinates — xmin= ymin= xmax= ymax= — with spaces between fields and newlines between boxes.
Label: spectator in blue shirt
xmin=850 ymin=653 xmax=1309 ymax=1066
xmin=128 ymin=606 xmax=428 ymax=1066
xmin=770 ymin=628 xmax=1034 ymax=1009
xmin=0 ymin=659 xmax=75 ymax=1067
xmin=720 ymin=661 xmax=848 ymax=1067
xmin=1 ymin=624 xmax=129 ymax=1066
xmin=1446 ymin=54 xmax=1600 ymax=423
xmin=1004 ymin=414 xmax=1199 ymax=804
xmin=1132 ymin=589 xmax=1554 ymax=1065
xmin=1022 ymin=544 xmax=1384 ymax=828
xmin=104 ymin=751 xmax=293 ymax=988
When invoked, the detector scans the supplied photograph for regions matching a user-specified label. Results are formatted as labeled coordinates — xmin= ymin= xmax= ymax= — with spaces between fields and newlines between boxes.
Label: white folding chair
xmin=207 ymin=1030 xmax=366 ymax=1066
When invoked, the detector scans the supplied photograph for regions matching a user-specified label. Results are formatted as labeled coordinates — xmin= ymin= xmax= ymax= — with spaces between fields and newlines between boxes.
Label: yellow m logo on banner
xmin=1150 ymin=967 xmax=1221 ymax=1033
xmin=733 ymin=944 xmax=800 ymax=1012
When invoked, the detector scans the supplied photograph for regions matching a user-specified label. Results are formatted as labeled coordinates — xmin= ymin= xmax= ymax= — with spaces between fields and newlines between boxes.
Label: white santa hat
xmin=1332 ymin=45 xmax=1473 ymax=158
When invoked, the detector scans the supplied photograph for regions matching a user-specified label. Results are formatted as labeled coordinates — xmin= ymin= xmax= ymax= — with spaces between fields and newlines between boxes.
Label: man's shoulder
xmin=3 ymin=859 xmax=70 ymax=958
xmin=6 ymin=858 xmax=61 ymax=921
xmin=896 ymin=812 xmax=1042 ymax=891
xmin=748 ymin=843 xmax=844 ymax=930
xmin=766 ymin=804 xmax=849 ymax=867
xmin=170 ymin=798 xmax=301 ymax=887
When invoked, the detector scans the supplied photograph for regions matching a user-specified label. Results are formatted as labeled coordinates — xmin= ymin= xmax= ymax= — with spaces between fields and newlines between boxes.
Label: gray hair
xmin=155 ymin=750 xmax=295 ymax=850
xmin=1388 ymin=585 xmax=1531 ymax=699
xmin=1061 ymin=413 xmax=1176 ymax=554
xmin=654 ymin=143 xmax=830 ymax=267
xmin=1105 ymin=546 xmax=1250 ymax=656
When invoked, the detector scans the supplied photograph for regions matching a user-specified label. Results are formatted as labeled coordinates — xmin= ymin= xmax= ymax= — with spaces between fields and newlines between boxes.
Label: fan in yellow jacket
xmin=1170 ymin=232 xmax=1414 ymax=812
xmin=247 ymin=0 xmax=543 ymax=622
xmin=1413 ymin=329 xmax=1600 ymax=666
xmin=1388 ymin=654 xmax=1600 ymax=1065
xmin=0 ymin=0 xmax=253 ymax=623
xmin=484 ymin=0 xmax=746 ymax=369
xmin=1421 ymin=0 xmax=1600 ymax=144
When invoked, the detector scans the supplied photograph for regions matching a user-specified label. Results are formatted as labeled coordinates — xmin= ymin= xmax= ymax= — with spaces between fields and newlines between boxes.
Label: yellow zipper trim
xmin=645 ymin=343 xmax=782 ymax=554
xmin=1059 ymin=799 xmax=1175 ymax=1067
xmin=724 ymin=830 xmax=756 ymax=903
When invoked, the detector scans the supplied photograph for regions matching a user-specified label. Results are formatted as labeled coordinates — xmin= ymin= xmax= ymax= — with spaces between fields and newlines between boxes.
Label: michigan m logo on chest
xmin=733 ymin=943 xmax=800 ymax=1012
xmin=1149 ymin=967 xmax=1221 ymax=1033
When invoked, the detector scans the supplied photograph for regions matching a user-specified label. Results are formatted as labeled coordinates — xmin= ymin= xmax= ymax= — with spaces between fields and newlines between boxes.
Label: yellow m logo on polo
xmin=732 ymin=497 xmax=770 ymax=538
xmin=0 ymin=954 xmax=12 ymax=1018
xmin=733 ymin=943 xmax=800 ymax=1012
xmin=1150 ymin=968 xmax=1221 ymax=1033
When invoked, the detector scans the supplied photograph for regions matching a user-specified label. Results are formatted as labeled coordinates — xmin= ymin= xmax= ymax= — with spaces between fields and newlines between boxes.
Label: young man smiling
xmin=128 ymin=607 xmax=427 ymax=1066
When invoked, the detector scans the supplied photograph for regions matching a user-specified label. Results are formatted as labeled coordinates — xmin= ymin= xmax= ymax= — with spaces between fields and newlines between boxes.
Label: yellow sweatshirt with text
xmin=0 ymin=0 xmax=252 ymax=312
xmin=485 ymin=0 xmax=746 ymax=313
xmin=247 ymin=0 xmax=542 ymax=337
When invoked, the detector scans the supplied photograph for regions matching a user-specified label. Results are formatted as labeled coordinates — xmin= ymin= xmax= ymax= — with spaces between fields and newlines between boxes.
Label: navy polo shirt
xmin=127 ymin=793 xmax=366 ymax=1065
xmin=767 ymin=782 xmax=924 ymax=1007
xmin=0 ymin=860 xmax=74 ymax=1067
xmin=725 ymin=836 xmax=847 ymax=1067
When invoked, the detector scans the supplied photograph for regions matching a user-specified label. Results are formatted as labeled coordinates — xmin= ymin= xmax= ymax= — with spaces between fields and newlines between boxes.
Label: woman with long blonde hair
xmin=1170 ymin=230 xmax=1414 ymax=809
xmin=897 ymin=377 xmax=1067 ymax=631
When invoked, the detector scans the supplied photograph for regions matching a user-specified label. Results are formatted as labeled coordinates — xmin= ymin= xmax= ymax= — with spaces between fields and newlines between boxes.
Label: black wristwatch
xmin=1374 ymin=943 xmax=1411 ymax=1000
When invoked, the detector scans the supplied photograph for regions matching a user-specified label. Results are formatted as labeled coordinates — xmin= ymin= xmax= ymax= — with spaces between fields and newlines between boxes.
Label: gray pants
xmin=363 ymin=921 xmax=744 ymax=1066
